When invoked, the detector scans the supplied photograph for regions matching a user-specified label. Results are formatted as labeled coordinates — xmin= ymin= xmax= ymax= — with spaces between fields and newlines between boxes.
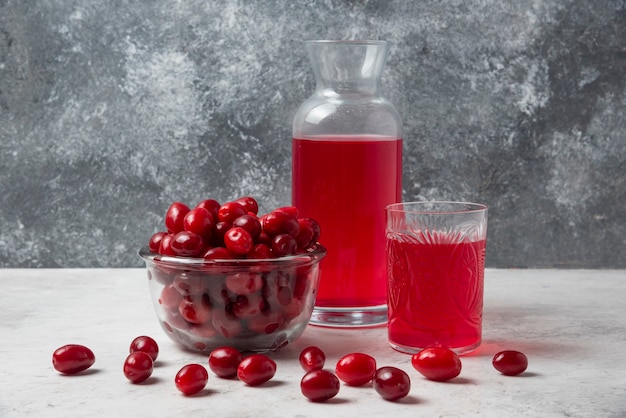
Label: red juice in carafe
xmin=292 ymin=135 xmax=402 ymax=308
xmin=386 ymin=237 xmax=486 ymax=352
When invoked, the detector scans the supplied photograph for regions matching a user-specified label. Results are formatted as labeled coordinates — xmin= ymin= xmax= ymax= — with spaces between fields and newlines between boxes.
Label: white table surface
xmin=1 ymin=268 xmax=625 ymax=418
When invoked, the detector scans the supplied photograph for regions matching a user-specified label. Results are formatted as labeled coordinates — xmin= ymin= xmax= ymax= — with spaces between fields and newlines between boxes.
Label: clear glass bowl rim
xmin=138 ymin=243 xmax=327 ymax=269
xmin=386 ymin=201 xmax=488 ymax=215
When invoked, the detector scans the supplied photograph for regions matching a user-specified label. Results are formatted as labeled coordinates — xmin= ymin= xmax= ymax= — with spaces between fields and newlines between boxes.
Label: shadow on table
xmin=478 ymin=303 xmax=592 ymax=360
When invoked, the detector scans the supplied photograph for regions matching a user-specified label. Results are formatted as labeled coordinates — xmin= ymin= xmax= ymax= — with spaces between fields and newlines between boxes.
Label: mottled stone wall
xmin=1 ymin=0 xmax=624 ymax=268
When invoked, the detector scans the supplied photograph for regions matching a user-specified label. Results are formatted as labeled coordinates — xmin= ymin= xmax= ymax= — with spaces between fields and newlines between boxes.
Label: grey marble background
xmin=1 ymin=0 xmax=624 ymax=268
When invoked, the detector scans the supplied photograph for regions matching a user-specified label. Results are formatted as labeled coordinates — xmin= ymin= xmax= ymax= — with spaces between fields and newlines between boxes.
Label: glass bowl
xmin=138 ymin=244 xmax=326 ymax=353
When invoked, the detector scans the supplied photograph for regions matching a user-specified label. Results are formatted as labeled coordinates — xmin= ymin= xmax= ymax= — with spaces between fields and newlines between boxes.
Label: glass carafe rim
xmin=306 ymin=39 xmax=387 ymax=46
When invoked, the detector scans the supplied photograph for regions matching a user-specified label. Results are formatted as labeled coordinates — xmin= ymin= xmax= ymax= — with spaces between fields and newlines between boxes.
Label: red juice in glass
xmin=292 ymin=135 xmax=402 ymax=309
xmin=386 ymin=236 xmax=486 ymax=354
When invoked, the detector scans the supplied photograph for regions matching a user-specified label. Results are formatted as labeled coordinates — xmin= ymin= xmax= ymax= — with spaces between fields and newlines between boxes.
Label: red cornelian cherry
xmin=203 ymin=246 xmax=236 ymax=259
xmin=52 ymin=344 xmax=95 ymax=374
xmin=261 ymin=210 xmax=300 ymax=237
xmin=149 ymin=232 xmax=167 ymax=253
xmin=335 ymin=352 xmax=377 ymax=386
xmin=173 ymin=273 xmax=205 ymax=296
xmin=300 ymin=369 xmax=340 ymax=402
xmin=208 ymin=346 xmax=244 ymax=378
xmin=158 ymin=233 xmax=176 ymax=256
xmin=232 ymin=214 xmax=262 ymax=240
xmin=232 ymin=293 xmax=265 ymax=319
xmin=373 ymin=366 xmax=411 ymax=401
xmin=271 ymin=234 xmax=297 ymax=257
xmin=211 ymin=221 xmax=232 ymax=247
xmin=195 ymin=199 xmax=221 ymax=221
xmin=235 ymin=196 xmax=259 ymax=215
xmin=295 ymin=218 xmax=321 ymax=249
xmin=225 ymin=272 xmax=264 ymax=295
xmin=179 ymin=295 xmax=212 ymax=324
xmin=212 ymin=308 xmax=243 ymax=338
xmin=175 ymin=364 xmax=209 ymax=395
xmin=129 ymin=336 xmax=159 ymax=361
xmin=165 ymin=202 xmax=190 ymax=234
xmin=276 ymin=206 xmax=299 ymax=218
xmin=123 ymin=351 xmax=153 ymax=384
xmin=218 ymin=201 xmax=247 ymax=223
xmin=183 ymin=207 xmax=214 ymax=242
xmin=411 ymin=347 xmax=462 ymax=382
xmin=224 ymin=226 xmax=253 ymax=255
xmin=299 ymin=346 xmax=326 ymax=372
xmin=257 ymin=232 xmax=272 ymax=246
xmin=237 ymin=354 xmax=277 ymax=386
xmin=171 ymin=231 xmax=205 ymax=257
xmin=492 ymin=350 xmax=528 ymax=376
xmin=159 ymin=284 xmax=183 ymax=309
xmin=247 ymin=243 xmax=273 ymax=259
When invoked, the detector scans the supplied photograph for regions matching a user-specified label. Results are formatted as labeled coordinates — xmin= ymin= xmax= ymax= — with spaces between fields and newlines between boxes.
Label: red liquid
xmin=292 ymin=136 xmax=402 ymax=307
xmin=386 ymin=237 xmax=486 ymax=351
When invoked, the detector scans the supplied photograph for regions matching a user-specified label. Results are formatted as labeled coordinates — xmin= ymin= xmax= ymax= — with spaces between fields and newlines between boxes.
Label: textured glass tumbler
xmin=385 ymin=202 xmax=488 ymax=355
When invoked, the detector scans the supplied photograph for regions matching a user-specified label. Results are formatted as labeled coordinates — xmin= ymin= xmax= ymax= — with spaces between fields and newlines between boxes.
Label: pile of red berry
xmin=141 ymin=196 xmax=326 ymax=353
xmin=148 ymin=196 xmax=320 ymax=259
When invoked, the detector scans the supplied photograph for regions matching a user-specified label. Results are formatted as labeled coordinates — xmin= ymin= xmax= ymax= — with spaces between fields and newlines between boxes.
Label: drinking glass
xmin=385 ymin=201 xmax=488 ymax=354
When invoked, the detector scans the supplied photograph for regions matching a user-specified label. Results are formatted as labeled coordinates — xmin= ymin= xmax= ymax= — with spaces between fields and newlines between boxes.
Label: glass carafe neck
xmin=306 ymin=40 xmax=389 ymax=95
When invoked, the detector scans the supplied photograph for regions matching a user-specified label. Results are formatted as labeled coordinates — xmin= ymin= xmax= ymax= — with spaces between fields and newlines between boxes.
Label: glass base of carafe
xmin=389 ymin=339 xmax=481 ymax=356
xmin=309 ymin=304 xmax=388 ymax=328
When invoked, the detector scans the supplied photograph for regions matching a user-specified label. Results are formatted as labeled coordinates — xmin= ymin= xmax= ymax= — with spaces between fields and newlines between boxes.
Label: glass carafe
xmin=292 ymin=40 xmax=403 ymax=327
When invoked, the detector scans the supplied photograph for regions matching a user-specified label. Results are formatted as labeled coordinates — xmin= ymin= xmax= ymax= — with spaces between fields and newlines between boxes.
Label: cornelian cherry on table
xmin=373 ymin=366 xmax=411 ymax=401
xmin=208 ymin=346 xmax=244 ymax=378
xmin=492 ymin=350 xmax=528 ymax=376
xmin=52 ymin=344 xmax=95 ymax=374
xmin=299 ymin=346 xmax=326 ymax=372
xmin=335 ymin=352 xmax=377 ymax=386
xmin=175 ymin=364 xmax=209 ymax=395
xmin=123 ymin=351 xmax=153 ymax=384
xmin=300 ymin=369 xmax=340 ymax=402
xmin=411 ymin=347 xmax=462 ymax=382
xmin=129 ymin=336 xmax=159 ymax=361
xmin=237 ymin=354 xmax=277 ymax=386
